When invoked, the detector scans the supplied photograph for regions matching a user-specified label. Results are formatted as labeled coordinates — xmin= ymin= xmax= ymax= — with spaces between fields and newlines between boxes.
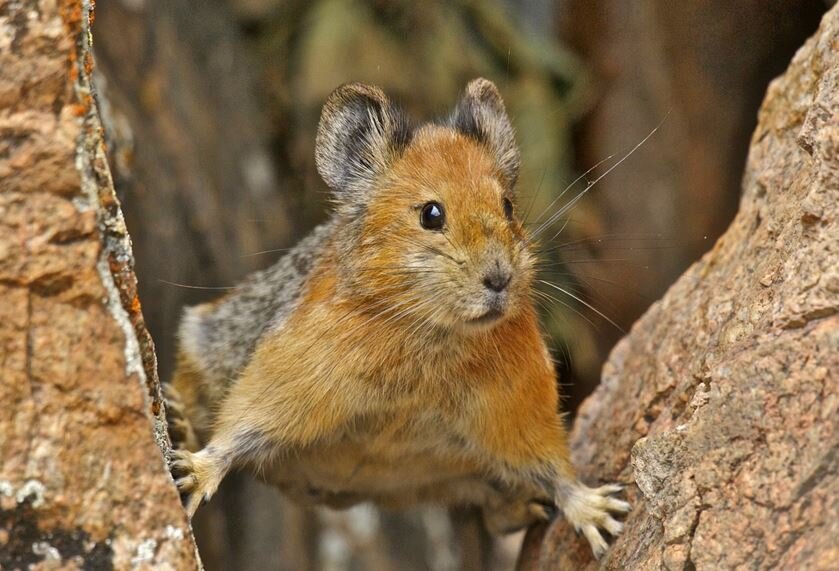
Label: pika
xmin=165 ymin=78 xmax=629 ymax=557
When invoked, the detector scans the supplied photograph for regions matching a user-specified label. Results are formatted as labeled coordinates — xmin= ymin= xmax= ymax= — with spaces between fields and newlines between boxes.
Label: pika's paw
xmin=557 ymin=482 xmax=630 ymax=559
xmin=169 ymin=449 xmax=222 ymax=518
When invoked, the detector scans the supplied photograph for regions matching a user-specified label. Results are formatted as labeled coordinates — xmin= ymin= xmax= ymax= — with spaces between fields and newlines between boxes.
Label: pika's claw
xmin=602 ymin=514 xmax=624 ymax=536
xmin=605 ymin=496 xmax=631 ymax=513
xmin=167 ymin=448 xmax=224 ymax=518
xmin=170 ymin=458 xmax=192 ymax=474
xmin=557 ymin=481 xmax=630 ymax=559
xmin=175 ymin=475 xmax=197 ymax=493
xmin=581 ymin=524 xmax=609 ymax=559
xmin=594 ymin=483 xmax=623 ymax=495
xmin=169 ymin=449 xmax=193 ymax=474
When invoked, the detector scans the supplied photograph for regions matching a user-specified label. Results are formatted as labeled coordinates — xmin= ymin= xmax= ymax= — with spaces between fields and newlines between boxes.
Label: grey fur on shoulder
xmin=178 ymin=221 xmax=336 ymax=386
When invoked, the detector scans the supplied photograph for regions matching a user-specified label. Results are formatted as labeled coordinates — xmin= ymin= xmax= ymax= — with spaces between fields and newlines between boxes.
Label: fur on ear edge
xmin=315 ymin=83 xmax=413 ymax=202
xmin=451 ymin=78 xmax=520 ymax=188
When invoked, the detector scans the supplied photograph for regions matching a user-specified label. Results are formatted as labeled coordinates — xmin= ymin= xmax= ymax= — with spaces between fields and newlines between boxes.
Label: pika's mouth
xmin=466 ymin=308 xmax=504 ymax=326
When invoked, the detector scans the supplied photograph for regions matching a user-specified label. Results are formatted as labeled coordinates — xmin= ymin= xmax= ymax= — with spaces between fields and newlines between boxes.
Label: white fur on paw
xmin=169 ymin=449 xmax=220 ymax=518
xmin=558 ymin=481 xmax=630 ymax=559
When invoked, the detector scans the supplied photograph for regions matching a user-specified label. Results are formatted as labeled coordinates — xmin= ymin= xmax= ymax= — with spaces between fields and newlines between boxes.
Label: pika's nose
xmin=483 ymin=269 xmax=512 ymax=292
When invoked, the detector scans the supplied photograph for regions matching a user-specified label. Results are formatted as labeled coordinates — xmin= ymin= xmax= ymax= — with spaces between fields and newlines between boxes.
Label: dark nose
xmin=483 ymin=270 xmax=512 ymax=292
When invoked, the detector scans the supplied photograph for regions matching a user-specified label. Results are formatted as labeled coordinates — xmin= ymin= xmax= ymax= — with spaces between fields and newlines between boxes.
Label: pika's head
xmin=315 ymin=79 xmax=534 ymax=333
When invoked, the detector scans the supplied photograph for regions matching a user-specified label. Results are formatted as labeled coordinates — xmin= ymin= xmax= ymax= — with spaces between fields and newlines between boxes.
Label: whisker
xmin=530 ymin=154 xmax=616 ymax=229
xmin=559 ymin=258 xmax=650 ymax=266
xmin=531 ymin=288 xmax=599 ymax=330
xmin=553 ymin=232 xmax=670 ymax=248
xmin=242 ymin=247 xmax=294 ymax=258
xmin=357 ymin=269 xmax=450 ymax=277
xmin=535 ymin=233 xmax=673 ymax=255
xmin=535 ymin=268 xmax=637 ymax=293
xmin=522 ymin=168 xmax=548 ymax=223
xmin=158 ymin=279 xmax=235 ymax=291
xmin=536 ymin=271 xmax=626 ymax=315
xmin=538 ymin=243 xmax=678 ymax=257
xmin=538 ymin=279 xmax=624 ymax=333
xmin=383 ymin=234 xmax=467 ymax=265
xmin=546 ymin=217 xmax=572 ymax=243
xmin=533 ymin=118 xmax=666 ymax=237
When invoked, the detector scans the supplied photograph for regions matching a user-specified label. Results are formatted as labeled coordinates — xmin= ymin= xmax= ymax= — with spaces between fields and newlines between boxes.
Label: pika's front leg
xmin=500 ymin=444 xmax=628 ymax=558
xmin=468 ymin=376 xmax=629 ymax=557
xmin=169 ymin=346 xmax=368 ymax=518
xmin=520 ymin=442 xmax=628 ymax=558
xmin=492 ymin=464 xmax=628 ymax=557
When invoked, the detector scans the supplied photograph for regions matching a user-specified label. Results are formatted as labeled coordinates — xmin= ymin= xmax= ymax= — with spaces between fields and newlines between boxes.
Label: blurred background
xmin=92 ymin=1 xmax=827 ymax=569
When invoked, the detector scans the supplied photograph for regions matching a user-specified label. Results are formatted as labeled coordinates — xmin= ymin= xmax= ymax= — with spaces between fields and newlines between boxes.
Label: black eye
xmin=420 ymin=201 xmax=445 ymax=231
xmin=502 ymin=197 xmax=514 ymax=221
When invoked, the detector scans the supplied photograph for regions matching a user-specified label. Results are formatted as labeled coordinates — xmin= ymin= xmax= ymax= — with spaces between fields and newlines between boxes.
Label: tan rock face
xmin=0 ymin=1 xmax=198 ymax=568
xmin=519 ymin=6 xmax=838 ymax=571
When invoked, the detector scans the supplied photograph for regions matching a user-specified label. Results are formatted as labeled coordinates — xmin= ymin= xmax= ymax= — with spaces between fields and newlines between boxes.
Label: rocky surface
xmin=519 ymin=5 xmax=838 ymax=570
xmin=0 ymin=1 xmax=199 ymax=568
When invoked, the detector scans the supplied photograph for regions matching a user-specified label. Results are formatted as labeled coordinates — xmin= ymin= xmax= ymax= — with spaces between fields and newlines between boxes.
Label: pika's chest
xmin=262 ymin=405 xmax=479 ymax=504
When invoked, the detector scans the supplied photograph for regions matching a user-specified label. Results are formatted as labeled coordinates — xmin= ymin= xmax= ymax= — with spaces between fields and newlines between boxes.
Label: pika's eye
xmin=420 ymin=201 xmax=445 ymax=231
xmin=502 ymin=197 xmax=514 ymax=221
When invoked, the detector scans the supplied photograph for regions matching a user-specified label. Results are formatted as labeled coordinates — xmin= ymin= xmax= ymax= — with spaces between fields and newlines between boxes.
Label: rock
xmin=518 ymin=5 xmax=839 ymax=570
xmin=0 ymin=1 xmax=199 ymax=568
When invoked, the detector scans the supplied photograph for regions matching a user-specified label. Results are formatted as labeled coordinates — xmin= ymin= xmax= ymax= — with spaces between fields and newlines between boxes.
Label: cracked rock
xmin=519 ymin=5 xmax=838 ymax=570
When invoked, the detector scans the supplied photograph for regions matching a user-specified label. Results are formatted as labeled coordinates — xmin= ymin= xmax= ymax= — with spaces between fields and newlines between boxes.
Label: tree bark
xmin=519 ymin=5 xmax=839 ymax=570
xmin=0 ymin=1 xmax=199 ymax=568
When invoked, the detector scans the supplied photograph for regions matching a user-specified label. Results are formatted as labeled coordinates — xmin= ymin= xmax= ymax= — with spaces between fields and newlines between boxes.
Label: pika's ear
xmin=315 ymin=83 xmax=413 ymax=205
xmin=451 ymin=78 xmax=520 ymax=188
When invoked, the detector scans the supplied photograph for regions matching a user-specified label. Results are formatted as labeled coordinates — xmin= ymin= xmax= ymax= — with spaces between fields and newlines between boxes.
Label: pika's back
xmin=178 ymin=221 xmax=336 ymax=387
